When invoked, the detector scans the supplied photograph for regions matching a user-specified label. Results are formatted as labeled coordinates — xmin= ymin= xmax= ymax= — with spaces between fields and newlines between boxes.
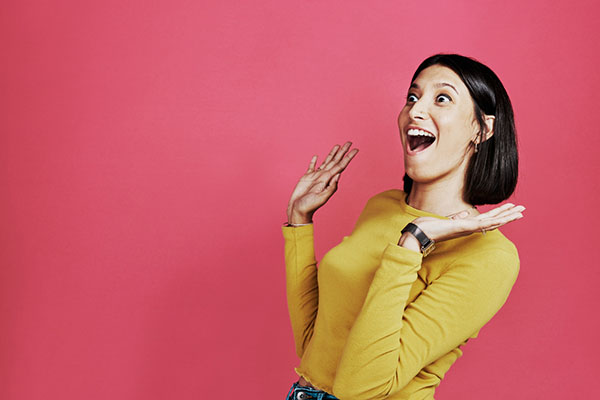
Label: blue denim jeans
xmin=285 ymin=381 xmax=339 ymax=400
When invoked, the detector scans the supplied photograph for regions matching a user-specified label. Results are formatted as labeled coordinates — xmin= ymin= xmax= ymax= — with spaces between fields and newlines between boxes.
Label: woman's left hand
xmin=398 ymin=203 xmax=525 ymax=250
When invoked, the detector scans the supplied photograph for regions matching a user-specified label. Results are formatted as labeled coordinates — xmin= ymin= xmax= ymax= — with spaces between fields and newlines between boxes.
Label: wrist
xmin=285 ymin=222 xmax=313 ymax=227
xmin=400 ymin=222 xmax=436 ymax=256
xmin=288 ymin=210 xmax=313 ymax=225
xmin=398 ymin=232 xmax=422 ymax=253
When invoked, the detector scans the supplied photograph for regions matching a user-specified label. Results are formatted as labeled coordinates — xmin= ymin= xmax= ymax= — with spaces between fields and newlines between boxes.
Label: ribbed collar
xmin=395 ymin=190 xmax=451 ymax=220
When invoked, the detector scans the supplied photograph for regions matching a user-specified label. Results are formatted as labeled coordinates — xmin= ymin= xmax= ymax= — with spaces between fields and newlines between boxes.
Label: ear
xmin=474 ymin=115 xmax=495 ymax=144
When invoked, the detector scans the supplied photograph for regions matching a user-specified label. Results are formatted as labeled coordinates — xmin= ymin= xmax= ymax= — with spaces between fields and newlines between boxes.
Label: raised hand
xmin=287 ymin=142 xmax=359 ymax=225
xmin=399 ymin=203 xmax=525 ymax=252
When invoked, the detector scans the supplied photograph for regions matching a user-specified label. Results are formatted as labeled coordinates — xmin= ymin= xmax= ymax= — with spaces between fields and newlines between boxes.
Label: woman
xmin=283 ymin=54 xmax=525 ymax=400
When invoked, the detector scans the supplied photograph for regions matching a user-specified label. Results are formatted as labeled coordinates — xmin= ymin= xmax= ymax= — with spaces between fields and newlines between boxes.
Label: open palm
xmin=413 ymin=202 xmax=525 ymax=243
xmin=287 ymin=142 xmax=359 ymax=224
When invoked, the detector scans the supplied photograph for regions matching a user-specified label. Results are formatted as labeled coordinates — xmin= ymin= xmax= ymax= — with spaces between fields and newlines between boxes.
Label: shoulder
xmin=363 ymin=188 xmax=406 ymax=208
xmin=355 ymin=188 xmax=406 ymax=221
xmin=349 ymin=189 xmax=406 ymax=233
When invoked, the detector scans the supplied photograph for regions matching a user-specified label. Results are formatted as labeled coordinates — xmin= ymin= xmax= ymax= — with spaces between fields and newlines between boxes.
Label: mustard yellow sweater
xmin=282 ymin=190 xmax=519 ymax=400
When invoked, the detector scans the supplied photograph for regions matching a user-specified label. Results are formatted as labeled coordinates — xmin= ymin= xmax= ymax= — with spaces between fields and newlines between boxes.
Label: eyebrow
xmin=410 ymin=82 xmax=459 ymax=95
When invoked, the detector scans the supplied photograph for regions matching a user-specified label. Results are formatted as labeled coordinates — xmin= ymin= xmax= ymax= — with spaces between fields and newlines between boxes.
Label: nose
xmin=408 ymin=98 xmax=428 ymax=120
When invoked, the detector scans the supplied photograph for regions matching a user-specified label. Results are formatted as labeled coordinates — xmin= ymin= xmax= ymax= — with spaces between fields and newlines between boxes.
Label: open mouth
xmin=407 ymin=128 xmax=436 ymax=152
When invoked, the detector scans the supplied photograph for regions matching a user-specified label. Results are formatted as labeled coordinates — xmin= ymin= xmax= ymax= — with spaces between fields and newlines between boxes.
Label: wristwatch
xmin=401 ymin=222 xmax=436 ymax=257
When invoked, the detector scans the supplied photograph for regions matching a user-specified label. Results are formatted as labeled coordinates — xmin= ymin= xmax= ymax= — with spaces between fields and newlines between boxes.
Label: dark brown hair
xmin=403 ymin=53 xmax=518 ymax=205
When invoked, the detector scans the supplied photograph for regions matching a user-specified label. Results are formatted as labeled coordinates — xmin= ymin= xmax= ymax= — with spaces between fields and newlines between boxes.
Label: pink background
xmin=1 ymin=1 xmax=599 ymax=399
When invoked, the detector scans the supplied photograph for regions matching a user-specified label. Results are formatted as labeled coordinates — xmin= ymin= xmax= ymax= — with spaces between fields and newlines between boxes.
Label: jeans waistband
xmin=286 ymin=381 xmax=339 ymax=400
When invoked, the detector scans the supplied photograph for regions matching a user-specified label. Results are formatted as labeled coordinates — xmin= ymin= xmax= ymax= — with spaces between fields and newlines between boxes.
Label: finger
xmin=318 ymin=145 xmax=340 ymax=170
xmin=307 ymin=155 xmax=318 ymax=172
xmin=475 ymin=203 xmax=524 ymax=220
xmin=324 ymin=141 xmax=353 ymax=170
xmin=478 ymin=205 xmax=525 ymax=224
xmin=334 ymin=141 xmax=353 ymax=162
xmin=326 ymin=173 xmax=341 ymax=190
xmin=328 ymin=148 xmax=359 ymax=175
xmin=479 ymin=210 xmax=524 ymax=230
xmin=475 ymin=203 xmax=514 ymax=219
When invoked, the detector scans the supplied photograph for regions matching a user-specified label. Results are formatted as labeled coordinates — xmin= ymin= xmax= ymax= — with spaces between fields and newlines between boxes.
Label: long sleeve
xmin=332 ymin=244 xmax=519 ymax=400
xmin=282 ymin=224 xmax=319 ymax=358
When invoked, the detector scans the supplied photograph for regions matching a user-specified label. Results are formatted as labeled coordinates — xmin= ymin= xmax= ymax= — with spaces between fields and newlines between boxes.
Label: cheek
xmin=397 ymin=110 xmax=409 ymax=140
xmin=439 ymin=115 xmax=474 ymax=147
xmin=460 ymin=106 xmax=479 ymax=137
xmin=398 ymin=108 xmax=409 ymax=125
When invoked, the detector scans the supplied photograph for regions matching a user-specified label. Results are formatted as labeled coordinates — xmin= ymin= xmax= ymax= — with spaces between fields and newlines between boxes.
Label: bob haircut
xmin=402 ymin=53 xmax=518 ymax=205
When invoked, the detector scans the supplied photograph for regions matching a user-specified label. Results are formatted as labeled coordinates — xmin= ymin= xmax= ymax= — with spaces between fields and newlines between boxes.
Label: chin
xmin=404 ymin=156 xmax=459 ymax=184
xmin=404 ymin=165 xmax=438 ymax=184
xmin=404 ymin=151 xmax=435 ymax=174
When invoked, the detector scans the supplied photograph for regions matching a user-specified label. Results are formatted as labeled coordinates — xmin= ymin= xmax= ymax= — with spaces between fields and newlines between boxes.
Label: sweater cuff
xmin=282 ymin=222 xmax=314 ymax=239
xmin=282 ymin=223 xmax=316 ymax=266
xmin=382 ymin=242 xmax=423 ymax=269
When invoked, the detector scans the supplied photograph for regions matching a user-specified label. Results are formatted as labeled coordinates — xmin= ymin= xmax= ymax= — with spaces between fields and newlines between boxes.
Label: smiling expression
xmin=398 ymin=64 xmax=482 ymax=185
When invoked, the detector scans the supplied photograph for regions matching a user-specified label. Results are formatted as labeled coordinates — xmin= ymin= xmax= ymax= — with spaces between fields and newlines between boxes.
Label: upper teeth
xmin=407 ymin=128 xmax=434 ymax=138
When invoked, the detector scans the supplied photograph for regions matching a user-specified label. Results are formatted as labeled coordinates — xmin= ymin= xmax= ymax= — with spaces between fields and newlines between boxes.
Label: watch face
xmin=422 ymin=242 xmax=436 ymax=257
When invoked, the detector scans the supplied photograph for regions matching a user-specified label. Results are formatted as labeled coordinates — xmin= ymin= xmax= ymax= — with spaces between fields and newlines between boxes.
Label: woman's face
xmin=397 ymin=65 xmax=482 ymax=185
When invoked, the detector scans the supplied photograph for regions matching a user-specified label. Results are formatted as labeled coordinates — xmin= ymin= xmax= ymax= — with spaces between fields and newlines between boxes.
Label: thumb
xmin=326 ymin=173 xmax=341 ymax=190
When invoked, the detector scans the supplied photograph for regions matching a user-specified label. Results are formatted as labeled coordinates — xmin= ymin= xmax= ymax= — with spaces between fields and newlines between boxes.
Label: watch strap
xmin=401 ymin=222 xmax=435 ymax=256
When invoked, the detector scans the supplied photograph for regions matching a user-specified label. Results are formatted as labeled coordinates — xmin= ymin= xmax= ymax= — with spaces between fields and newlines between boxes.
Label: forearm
xmin=333 ymin=244 xmax=422 ymax=399
xmin=333 ymin=244 xmax=520 ymax=400
xmin=282 ymin=224 xmax=319 ymax=358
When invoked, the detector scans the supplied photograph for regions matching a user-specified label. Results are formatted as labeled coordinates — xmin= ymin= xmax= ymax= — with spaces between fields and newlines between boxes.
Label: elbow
xmin=293 ymin=338 xmax=308 ymax=359
xmin=331 ymin=387 xmax=368 ymax=400
xmin=333 ymin=370 xmax=410 ymax=400
xmin=293 ymin=322 xmax=315 ymax=359
xmin=332 ymin=383 xmax=365 ymax=400
xmin=294 ymin=343 xmax=304 ymax=359
xmin=332 ymin=377 xmax=401 ymax=400
xmin=332 ymin=386 xmax=387 ymax=400
xmin=294 ymin=334 xmax=310 ymax=358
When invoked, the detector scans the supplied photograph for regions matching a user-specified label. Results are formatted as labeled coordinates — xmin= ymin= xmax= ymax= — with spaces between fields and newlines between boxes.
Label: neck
xmin=406 ymin=176 xmax=476 ymax=217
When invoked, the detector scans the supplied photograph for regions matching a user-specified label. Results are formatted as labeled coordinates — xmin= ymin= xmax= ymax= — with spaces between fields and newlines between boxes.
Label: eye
xmin=436 ymin=94 xmax=452 ymax=103
xmin=406 ymin=93 xmax=418 ymax=103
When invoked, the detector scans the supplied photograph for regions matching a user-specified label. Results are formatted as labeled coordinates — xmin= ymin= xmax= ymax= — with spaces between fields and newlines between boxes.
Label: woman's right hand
xmin=287 ymin=142 xmax=359 ymax=225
